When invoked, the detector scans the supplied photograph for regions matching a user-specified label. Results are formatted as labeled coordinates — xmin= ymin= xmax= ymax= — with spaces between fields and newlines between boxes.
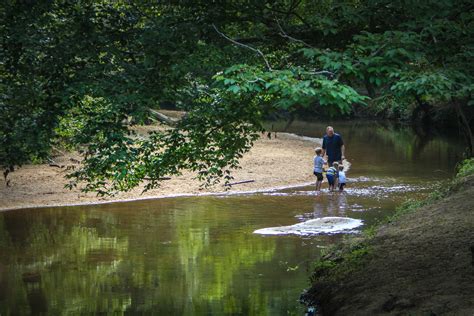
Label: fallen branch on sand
xmin=143 ymin=177 xmax=172 ymax=181
xmin=225 ymin=179 xmax=255 ymax=187
xmin=47 ymin=158 xmax=64 ymax=168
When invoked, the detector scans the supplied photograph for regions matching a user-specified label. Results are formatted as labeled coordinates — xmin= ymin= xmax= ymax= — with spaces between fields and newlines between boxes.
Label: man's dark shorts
xmin=328 ymin=158 xmax=342 ymax=166
xmin=313 ymin=171 xmax=323 ymax=181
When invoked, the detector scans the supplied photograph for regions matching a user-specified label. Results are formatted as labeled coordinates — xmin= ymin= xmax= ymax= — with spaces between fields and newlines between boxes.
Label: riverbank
xmin=0 ymin=131 xmax=322 ymax=211
xmin=302 ymin=168 xmax=474 ymax=315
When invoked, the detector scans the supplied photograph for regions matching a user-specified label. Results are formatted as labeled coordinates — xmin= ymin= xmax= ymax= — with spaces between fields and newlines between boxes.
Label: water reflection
xmin=1 ymin=198 xmax=321 ymax=314
xmin=268 ymin=120 xmax=463 ymax=179
xmin=309 ymin=193 xmax=348 ymax=218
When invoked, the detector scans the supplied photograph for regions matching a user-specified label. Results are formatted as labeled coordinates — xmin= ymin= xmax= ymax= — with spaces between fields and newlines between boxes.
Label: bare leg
xmin=339 ymin=183 xmax=345 ymax=192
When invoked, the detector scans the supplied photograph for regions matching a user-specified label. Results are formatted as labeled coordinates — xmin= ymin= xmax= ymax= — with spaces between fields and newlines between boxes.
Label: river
xmin=0 ymin=120 xmax=465 ymax=315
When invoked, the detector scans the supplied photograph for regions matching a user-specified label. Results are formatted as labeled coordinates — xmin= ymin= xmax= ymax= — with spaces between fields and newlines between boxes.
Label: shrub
xmin=456 ymin=158 xmax=474 ymax=178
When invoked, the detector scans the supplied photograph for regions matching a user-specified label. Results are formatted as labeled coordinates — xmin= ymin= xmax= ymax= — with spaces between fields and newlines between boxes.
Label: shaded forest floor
xmin=303 ymin=174 xmax=474 ymax=315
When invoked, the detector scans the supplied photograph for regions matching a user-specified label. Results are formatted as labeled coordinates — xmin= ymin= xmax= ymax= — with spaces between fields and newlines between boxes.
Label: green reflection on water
xmin=269 ymin=119 xmax=463 ymax=179
xmin=0 ymin=121 xmax=465 ymax=315
xmin=1 ymin=198 xmax=321 ymax=315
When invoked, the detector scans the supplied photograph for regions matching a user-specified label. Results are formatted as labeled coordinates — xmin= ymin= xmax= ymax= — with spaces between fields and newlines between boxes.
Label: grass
xmin=312 ymin=237 xmax=372 ymax=282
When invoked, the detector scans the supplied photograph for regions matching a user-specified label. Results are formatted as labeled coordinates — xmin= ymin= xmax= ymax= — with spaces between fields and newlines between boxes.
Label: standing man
xmin=322 ymin=126 xmax=346 ymax=165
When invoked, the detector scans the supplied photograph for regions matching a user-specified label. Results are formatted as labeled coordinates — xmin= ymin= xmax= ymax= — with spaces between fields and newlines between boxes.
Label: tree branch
xmin=212 ymin=24 xmax=273 ymax=71
xmin=306 ymin=70 xmax=336 ymax=76
xmin=275 ymin=19 xmax=314 ymax=48
xmin=352 ymin=43 xmax=388 ymax=68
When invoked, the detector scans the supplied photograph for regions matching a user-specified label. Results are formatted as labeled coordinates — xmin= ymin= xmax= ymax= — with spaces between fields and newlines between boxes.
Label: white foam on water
xmin=253 ymin=216 xmax=363 ymax=236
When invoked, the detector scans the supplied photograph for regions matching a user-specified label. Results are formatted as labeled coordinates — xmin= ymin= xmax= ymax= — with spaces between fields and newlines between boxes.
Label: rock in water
xmin=253 ymin=217 xmax=363 ymax=236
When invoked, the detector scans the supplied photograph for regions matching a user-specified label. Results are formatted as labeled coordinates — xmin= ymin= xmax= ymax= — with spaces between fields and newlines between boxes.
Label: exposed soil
xmin=0 ymin=129 xmax=322 ymax=211
xmin=304 ymin=175 xmax=474 ymax=315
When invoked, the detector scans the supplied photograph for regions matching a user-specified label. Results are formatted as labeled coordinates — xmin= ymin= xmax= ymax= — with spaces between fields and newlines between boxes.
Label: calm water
xmin=0 ymin=121 xmax=465 ymax=315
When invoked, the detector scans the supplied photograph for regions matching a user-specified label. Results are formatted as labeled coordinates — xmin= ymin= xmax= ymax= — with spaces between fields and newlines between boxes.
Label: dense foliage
xmin=1 ymin=1 xmax=473 ymax=193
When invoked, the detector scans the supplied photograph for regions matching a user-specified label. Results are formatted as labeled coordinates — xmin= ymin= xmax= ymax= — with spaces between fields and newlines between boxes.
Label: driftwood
xmin=225 ymin=179 xmax=255 ymax=187
xmin=148 ymin=109 xmax=179 ymax=126
xmin=47 ymin=158 xmax=64 ymax=168
xmin=69 ymin=157 xmax=81 ymax=164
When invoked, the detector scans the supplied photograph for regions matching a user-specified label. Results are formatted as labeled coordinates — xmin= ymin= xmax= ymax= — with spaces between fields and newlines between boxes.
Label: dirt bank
xmin=303 ymin=175 xmax=474 ymax=315
xmin=0 ymin=131 xmax=321 ymax=211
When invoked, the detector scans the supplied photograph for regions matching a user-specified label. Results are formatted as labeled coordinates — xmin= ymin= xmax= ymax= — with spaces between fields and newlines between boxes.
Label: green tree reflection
xmin=0 ymin=199 xmax=286 ymax=315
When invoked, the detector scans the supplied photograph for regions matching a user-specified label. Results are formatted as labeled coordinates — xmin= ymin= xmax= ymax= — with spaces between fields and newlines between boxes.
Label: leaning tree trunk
xmin=148 ymin=109 xmax=179 ymax=126
xmin=453 ymin=101 xmax=474 ymax=157
xmin=364 ymin=77 xmax=376 ymax=98
xmin=412 ymin=95 xmax=433 ymax=127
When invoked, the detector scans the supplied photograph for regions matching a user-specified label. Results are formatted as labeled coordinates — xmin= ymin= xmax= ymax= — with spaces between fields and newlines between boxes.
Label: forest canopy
xmin=1 ymin=0 xmax=473 ymax=194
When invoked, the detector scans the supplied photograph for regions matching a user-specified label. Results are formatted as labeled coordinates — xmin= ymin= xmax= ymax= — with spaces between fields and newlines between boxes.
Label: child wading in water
xmin=338 ymin=165 xmax=346 ymax=191
xmin=313 ymin=147 xmax=326 ymax=191
xmin=326 ymin=162 xmax=339 ymax=191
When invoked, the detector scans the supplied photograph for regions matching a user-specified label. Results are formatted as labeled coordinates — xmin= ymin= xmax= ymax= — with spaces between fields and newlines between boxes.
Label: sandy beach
xmin=0 ymin=131 xmax=321 ymax=211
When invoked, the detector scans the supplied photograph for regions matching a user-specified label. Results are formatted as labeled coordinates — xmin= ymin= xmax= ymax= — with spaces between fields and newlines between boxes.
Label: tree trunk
xmin=364 ymin=77 xmax=375 ymax=98
xmin=412 ymin=95 xmax=432 ymax=127
xmin=453 ymin=101 xmax=474 ymax=157
xmin=148 ymin=109 xmax=179 ymax=126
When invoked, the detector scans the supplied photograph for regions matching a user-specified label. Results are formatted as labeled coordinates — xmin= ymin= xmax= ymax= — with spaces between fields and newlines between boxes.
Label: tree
xmin=1 ymin=0 xmax=473 ymax=194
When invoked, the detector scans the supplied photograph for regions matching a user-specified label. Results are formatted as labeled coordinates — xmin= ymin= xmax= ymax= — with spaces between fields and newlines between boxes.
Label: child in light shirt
xmin=338 ymin=165 xmax=346 ymax=191
xmin=313 ymin=147 xmax=326 ymax=191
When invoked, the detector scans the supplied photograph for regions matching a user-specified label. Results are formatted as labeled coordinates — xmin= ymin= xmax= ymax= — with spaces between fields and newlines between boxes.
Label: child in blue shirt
xmin=313 ymin=147 xmax=326 ymax=191
xmin=326 ymin=162 xmax=339 ymax=191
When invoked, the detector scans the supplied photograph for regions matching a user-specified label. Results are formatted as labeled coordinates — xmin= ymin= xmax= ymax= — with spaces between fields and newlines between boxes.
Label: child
xmin=313 ymin=147 xmax=326 ymax=191
xmin=326 ymin=162 xmax=339 ymax=191
xmin=338 ymin=165 xmax=346 ymax=191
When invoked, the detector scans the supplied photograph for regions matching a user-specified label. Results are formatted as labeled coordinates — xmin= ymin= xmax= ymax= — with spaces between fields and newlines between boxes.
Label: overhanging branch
xmin=305 ymin=70 xmax=336 ymax=77
xmin=275 ymin=19 xmax=314 ymax=48
xmin=212 ymin=24 xmax=273 ymax=71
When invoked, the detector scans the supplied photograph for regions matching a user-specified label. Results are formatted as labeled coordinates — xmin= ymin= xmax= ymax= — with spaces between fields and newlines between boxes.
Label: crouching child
xmin=326 ymin=162 xmax=339 ymax=191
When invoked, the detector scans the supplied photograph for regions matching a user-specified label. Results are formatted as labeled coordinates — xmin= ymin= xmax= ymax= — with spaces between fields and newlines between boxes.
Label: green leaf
xmin=227 ymin=85 xmax=240 ymax=93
